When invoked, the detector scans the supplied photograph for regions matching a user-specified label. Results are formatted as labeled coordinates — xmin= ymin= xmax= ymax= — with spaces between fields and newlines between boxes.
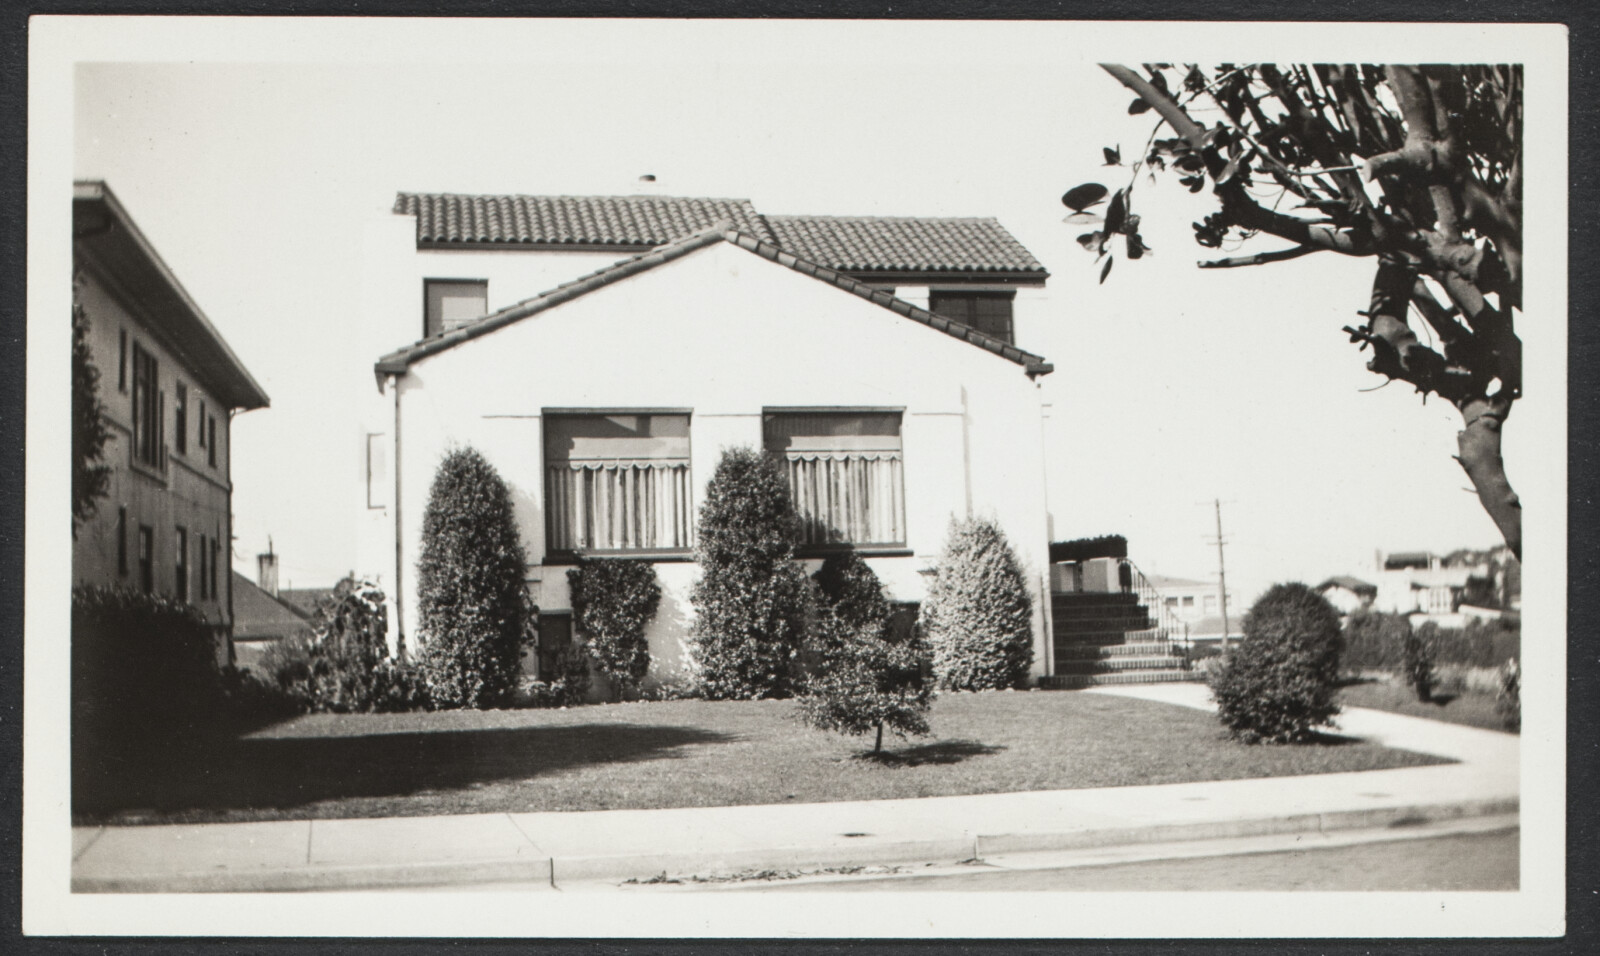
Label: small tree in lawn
xmin=568 ymin=558 xmax=661 ymax=702
xmin=689 ymin=447 xmax=811 ymax=700
xmin=1209 ymin=583 xmax=1344 ymax=743
xmin=799 ymin=550 xmax=933 ymax=755
xmin=921 ymin=517 xmax=1034 ymax=691
xmin=416 ymin=447 xmax=531 ymax=709
xmin=72 ymin=282 xmax=112 ymax=538
xmin=1404 ymin=621 xmax=1439 ymax=702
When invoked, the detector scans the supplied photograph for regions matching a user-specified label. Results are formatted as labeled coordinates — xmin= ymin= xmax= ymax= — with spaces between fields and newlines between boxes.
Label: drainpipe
xmin=390 ymin=372 xmax=406 ymax=662
xmin=1036 ymin=382 xmax=1054 ymax=681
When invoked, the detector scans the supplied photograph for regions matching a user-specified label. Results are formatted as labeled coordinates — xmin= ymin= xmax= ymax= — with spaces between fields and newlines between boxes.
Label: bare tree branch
xmin=1197 ymin=245 xmax=1316 ymax=268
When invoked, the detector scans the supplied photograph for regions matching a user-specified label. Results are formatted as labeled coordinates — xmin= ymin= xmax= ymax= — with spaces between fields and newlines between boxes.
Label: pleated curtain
xmin=546 ymin=460 xmax=693 ymax=552
xmin=785 ymin=452 xmax=904 ymax=546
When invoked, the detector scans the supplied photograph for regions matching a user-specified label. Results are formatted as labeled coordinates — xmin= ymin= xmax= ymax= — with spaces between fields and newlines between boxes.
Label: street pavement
xmin=69 ymin=683 xmax=1519 ymax=893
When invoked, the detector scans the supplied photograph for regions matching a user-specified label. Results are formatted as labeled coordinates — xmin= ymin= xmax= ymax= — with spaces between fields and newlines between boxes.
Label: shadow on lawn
xmin=74 ymin=722 xmax=734 ymax=821
xmin=853 ymin=739 xmax=1006 ymax=767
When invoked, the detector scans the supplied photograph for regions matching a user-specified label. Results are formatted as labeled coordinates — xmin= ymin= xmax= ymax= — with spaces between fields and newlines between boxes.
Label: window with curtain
xmin=763 ymin=410 xmax=905 ymax=548
xmin=928 ymin=291 xmax=1015 ymax=344
xmin=544 ymin=412 xmax=693 ymax=554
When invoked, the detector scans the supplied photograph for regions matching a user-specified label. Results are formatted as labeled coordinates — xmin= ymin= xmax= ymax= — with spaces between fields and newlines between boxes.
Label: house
xmin=1315 ymin=575 xmax=1377 ymax=615
xmin=1372 ymin=549 xmax=1497 ymax=628
xmin=72 ymin=181 xmax=270 ymax=661
xmin=359 ymin=191 xmax=1055 ymax=686
xmin=229 ymin=571 xmax=312 ymax=671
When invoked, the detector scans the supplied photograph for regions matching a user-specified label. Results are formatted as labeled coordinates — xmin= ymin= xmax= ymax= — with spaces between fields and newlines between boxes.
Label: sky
xmin=67 ymin=20 xmax=1549 ymax=607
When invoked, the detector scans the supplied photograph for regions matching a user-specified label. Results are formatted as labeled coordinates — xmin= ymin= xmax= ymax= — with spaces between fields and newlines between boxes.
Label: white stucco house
xmin=357 ymin=192 xmax=1056 ymax=688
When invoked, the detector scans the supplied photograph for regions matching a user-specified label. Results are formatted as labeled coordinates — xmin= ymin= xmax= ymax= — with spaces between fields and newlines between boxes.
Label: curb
xmin=70 ymin=795 xmax=1517 ymax=893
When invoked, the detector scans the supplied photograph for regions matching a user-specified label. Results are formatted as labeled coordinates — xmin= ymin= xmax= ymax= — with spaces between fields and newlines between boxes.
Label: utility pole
xmin=1212 ymin=498 xmax=1232 ymax=655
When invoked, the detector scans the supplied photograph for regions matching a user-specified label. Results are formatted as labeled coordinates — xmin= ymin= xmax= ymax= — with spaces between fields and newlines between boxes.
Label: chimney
xmin=257 ymin=538 xmax=279 ymax=597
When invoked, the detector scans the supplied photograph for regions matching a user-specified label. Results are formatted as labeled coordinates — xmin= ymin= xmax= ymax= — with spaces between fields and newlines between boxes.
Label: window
xmin=1182 ymin=595 xmax=1195 ymax=608
xmin=118 ymin=329 xmax=127 ymax=392
xmin=536 ymin=613 xmax=572 ymax=681
xmin=174 ymin=383 xmax=188 ymax=455
xmin=928 ymin=291 xmax=1015 ymax=344
xmin=544 ymin=412 xmax=693 ymax=554
xmin=198 ymin=399 xmax=206 ymax=448
xmin=175 ymin=527 xmax=189 ymax=602
xmin=137 ymin=525 xmax=154 ymax=593
xmin=208 ymin=416 xmax=217 ymax=468
xmin=424 ymin=279 xmax=488 ymax=338
xmin=198 ymin=532 xmax=208 ymax=599
xmin=366 ymin=433 xmax=389 ymax=508
xmin=116 ymin=507 xmax=128 ymax=576
xmin=763 ymin=410 xmax=905 ymax=548
xmin=210 ymin=533 xmax=220 ymax=600
xmin=130 ymin=342 xmax=162 ymax=469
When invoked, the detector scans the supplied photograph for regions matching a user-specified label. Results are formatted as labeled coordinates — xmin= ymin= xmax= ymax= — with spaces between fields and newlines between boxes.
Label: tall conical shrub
xmin=921 ymin=517 xmax=1034 ymax=690
xmin=416 ymin=447 xmax=531 ymax=709
xmin=688 ymin=447 xmax=810 ymax=699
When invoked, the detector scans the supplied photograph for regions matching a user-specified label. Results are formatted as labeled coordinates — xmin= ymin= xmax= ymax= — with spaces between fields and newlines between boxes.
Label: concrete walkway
xmin=70 ymin=685 xmax=1519 ymax=893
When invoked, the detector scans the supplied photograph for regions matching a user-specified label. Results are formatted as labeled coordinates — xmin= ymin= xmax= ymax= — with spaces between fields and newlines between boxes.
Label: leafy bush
xmin=1496 ymin=658 xmax=1521 ymax=732
xmin=416 ymin=448 xmax=533 ymax=709
xmin=72 ymin=585 xmax=222 ymax=745
xmin=1439 ymin=617 xmax=1521 ymax=668
xmin=798 ymin=551 xmax=933 ymax=753
xmin=1208 ymin=583 xmax=1343 ymax=744
xmin=71 ymin=286 xmax=111 ymax=535
xmin=921 ymin=517 xmax=1034 ymax=691
xmin=688 ymin=448 xmax=811 ymax=700
xmin=1404 ymin=622 xmax=1439 ymax=702
xmin=568 ymin=558 xmax=661 ymax=701
xmin=256 ymin=579 xmax=430 ymax=714
xmin=1341 ymin=610 xmax=1412 ymax=672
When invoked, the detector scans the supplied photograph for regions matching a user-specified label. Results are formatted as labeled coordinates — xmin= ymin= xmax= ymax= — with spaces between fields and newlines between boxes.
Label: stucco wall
xmin=377 ymin=239 xmax=1053 ymax=684
xmin=72 ymin=269 xmax=235 ymax=629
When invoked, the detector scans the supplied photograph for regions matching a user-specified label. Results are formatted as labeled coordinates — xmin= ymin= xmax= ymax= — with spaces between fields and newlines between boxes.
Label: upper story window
xmin=763 ymin=410 xmax=905 ymax=549
xmin=130 ymin=342 xmax=163 ymax=471
xmin=928 ymin=291 xmax=1015 ymax=344
xmin=174 ymin=383 xmax=188 ymax=455
xmin=208 ymin=415 xmax=218 ymax=468
xmin=544 ymin=412 xmax=693 ymax=555
xmin=424 ymin=279 xmax=488 ymax=338
xmin=175 ymin=526 xmax=189 ymax=602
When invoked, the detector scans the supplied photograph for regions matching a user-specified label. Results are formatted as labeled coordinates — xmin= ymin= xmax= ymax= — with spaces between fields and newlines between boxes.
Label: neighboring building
xmin=72 ymin=181 xmax=270 ymax=657
xmin=1371 ymin=549 xmax=1498 ymax=628
xmin=1316 ymin=575 xmax=1377 ymax=616
xmin=230 ymin=570 xmax=312 ymax=671
xmin=360 ymin=192 xmax=1055 ymax=687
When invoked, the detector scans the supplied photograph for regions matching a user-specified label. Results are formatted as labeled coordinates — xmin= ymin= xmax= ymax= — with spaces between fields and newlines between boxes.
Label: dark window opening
xmin=210 ymin=534 xmax=220 ymax=600
xmin=116 ymin=507 xmax=128 ymax=576
xmin=130 ymin=342 xmax=162 ymax=469
xmin=928 ymin=291 xmax=1015 ymax=345
xmin=208 ymin=416 xmax=217 ymax=468
xmin=424 ymin=279 xmax=488 ymax=338
xmin=198 ymin=532 xmax=209 ymax=599
xmin=174 ymin=383 xmax=188 ymax=455
xmin=175 ymin=526 xmax=189 ymax=602
xmin=536 ymin=612 xmax=572 ymax=682
xmin=137 ymin=525 xmax=154 ymax=593
xmin=118 ymin=329 xmax=127 ymax=392
xmin=763 ymin=410 xmax=905 ymax=548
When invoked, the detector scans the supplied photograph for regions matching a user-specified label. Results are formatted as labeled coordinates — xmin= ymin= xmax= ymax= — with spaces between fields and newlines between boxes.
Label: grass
xmin=1339 ymin=677 xmax=1516 ymax=733
xmin=74 ymin=690 xmax=1447 ymax=827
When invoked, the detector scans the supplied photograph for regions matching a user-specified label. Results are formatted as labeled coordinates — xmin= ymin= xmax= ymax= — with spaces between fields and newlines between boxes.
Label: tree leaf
xmin=1062 ymin=211 xmax=1104 ymax=226
xmin=1129 ymin=98 xmax=1152 ymax=115
xmin=1076 ymin=231 xmax=1102 ymax=251
xmin=1104 ymin=189 xmax=1127 ymax=234
xmin=1103 ymin=145 xmax=1122 ymax=166
xmin=1099 ymin=256 xmax=1115 ymax=284
xmin=1126 ymin=233 xmax=1148 ymax=259
xmin=1061 ymin=182 xmax=1110 ymax=211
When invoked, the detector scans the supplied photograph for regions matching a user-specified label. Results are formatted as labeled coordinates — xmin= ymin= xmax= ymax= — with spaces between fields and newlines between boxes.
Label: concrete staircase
xmin=1039 ymin=591 xmax=1196 ymax=689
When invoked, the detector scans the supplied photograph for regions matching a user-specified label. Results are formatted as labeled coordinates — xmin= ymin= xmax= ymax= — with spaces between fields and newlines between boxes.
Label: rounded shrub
xmin=1404 ymin=621 xmax=1439 ymax=702
xmin=688 ymin=447 xmax=811 ymax=700
xmin=416 ymin=447 xmax=532 ymax=709
xmin=799 ymin=551 xmax=933 ymax=753
xmin=1208 ymin=582 xmax=1343 ymax=743
xmin=260 ymin=578 xmax=430 ymax=714
xmin=568 ymin=558 xmax=662 ymax=701
xmin=920 ymin=517 xmax=1034 ymax=691
xmin=1341 ymin=609 xmax=1412 ymax=673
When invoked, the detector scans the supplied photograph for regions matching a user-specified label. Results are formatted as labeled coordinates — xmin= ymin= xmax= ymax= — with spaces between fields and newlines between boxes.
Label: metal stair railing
xmin=1123 ymin=559 xmax=1191 ymax=667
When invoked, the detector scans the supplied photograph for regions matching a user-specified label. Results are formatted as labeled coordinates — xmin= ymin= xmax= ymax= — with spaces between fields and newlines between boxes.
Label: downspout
xmin=391 ymin=372 xmax=406 ymax=662
xmin=1036 ymin=382 xmax=1054 ymax=681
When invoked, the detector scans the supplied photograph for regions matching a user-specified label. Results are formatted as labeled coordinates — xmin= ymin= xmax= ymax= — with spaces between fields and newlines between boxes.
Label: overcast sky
xmin=68 ymin=20 xmax=1551 ymax=605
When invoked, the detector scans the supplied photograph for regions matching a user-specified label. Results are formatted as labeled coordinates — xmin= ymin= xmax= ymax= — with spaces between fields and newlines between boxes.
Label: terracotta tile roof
xmin=764 ymin=215 xmax=1047 ymax=275
xmin=376 ymin=224 xmax=1053 ymax=379
xmin=394 ymin=193 xmax=774 ymax=247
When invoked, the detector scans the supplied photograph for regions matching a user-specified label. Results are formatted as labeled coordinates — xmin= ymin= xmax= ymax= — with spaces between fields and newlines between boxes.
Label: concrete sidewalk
xmin=70 ymin=685 xmax=1519 ymax=893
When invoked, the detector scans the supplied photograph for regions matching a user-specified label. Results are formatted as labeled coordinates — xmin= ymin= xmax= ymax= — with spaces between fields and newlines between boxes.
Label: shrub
xmin=72 ymin=585 xmax=222 ymax=745
xmin=1496 ymin=658 xmax=1521 ymax=732
xmin=1404 ymin=622 xmax=1439 ymax=702
xmin=71 ymin=286 xmax=112 ymax=536
xmin=568 ymin=558 xmax=661 ymax=701
xmin=688 ymin=448 xmax=811 ymax=700
xmin=1440 ymin=617 xmax=1521 ymax=669
xmin=416 ymin=448 xmax=533 ymax=709
xmin=515 ymin=621 xmax=591 ymax=708
xmin=1208 ymin=583 xmax=1343 ymax=744
xmin=1341 ymin=610 xmax=1412 ymax=672
xmin=798 ymin=551 xmax=933 ymax=753
xmin=921 ymin=517 xmax=1034 ymax=691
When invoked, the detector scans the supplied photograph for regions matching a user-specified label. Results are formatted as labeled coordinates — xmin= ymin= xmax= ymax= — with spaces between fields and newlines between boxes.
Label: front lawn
xmin=1339 ymin=678 xmax=1516 ymax=733
xmin=75 ymin=690 xmax=1446 ymax=826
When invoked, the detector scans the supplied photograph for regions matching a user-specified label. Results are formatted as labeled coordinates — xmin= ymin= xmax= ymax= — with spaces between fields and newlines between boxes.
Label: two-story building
xmin=358 ymin=191 xmax=1056 ymax=687
xmin=72 ymin=181 xmax=270 ymax=658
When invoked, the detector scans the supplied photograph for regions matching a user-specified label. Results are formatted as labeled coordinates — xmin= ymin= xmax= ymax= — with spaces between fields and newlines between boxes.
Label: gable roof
xmin=73 ymin=181 xmax=270 ymax=411
xmin=231 ymin=571 xmax=312 ymax=641
xmin=393 ymin=192 xmax=1047 ymax=280
xmin=278 ymin=586 xmax=336 ymax=618
xmin=1317 ymin=575 xmax=1377 ymax=596
xmin=395 ymin=193 xmax=775 ymax=247
xmin=764 ymin=215 xmax=1046 ymax=276
xmin=375 ymin=224 xmax=1053 ymax=380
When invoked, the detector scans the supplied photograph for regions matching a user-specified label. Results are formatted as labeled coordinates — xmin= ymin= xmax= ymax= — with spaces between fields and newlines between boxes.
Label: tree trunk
xmin=1456 ymin=395 xmax=1522 ymax=561
xmin=874 ymin=722 xmax=884 ymax=755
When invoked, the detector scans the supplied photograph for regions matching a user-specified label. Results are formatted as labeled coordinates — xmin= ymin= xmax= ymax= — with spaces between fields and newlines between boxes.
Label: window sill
xmin=542 ymin=550 xmax=696 ymax=566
